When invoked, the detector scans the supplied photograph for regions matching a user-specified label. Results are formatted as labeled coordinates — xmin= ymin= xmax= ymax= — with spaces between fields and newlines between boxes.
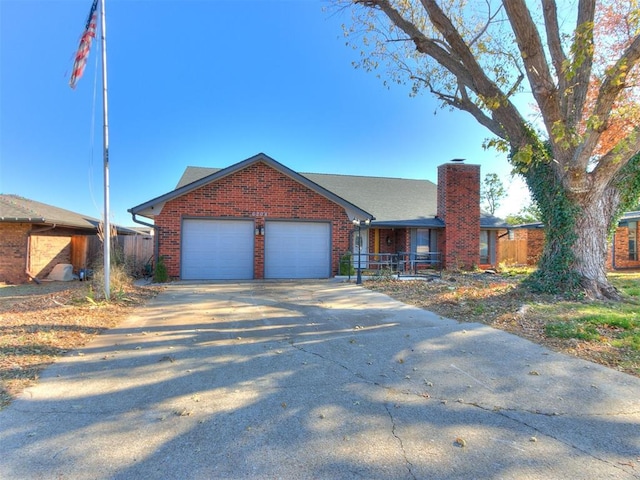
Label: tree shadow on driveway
xmin=1 ymin=281 xmax=639 ymax=479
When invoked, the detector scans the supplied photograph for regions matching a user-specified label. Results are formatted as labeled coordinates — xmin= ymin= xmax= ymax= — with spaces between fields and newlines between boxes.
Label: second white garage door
xmin=182 ymin=219 xmax=254 ymax=280
xmin=265 ymin=221 xmax=331 ymax=279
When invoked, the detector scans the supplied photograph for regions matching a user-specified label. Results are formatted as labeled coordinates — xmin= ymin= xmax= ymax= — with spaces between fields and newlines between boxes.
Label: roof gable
xmin=129 ymin=153 xmax=373 ymax=220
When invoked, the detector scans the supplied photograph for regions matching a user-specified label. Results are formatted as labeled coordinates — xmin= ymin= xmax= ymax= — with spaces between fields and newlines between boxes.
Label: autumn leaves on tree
xmin=341 ymin=0 xmax=640 ymax=299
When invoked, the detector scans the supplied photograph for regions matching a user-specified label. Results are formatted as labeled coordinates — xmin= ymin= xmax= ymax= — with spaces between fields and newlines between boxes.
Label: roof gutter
xmin=1 ymin=217 xmax=46 ymax=222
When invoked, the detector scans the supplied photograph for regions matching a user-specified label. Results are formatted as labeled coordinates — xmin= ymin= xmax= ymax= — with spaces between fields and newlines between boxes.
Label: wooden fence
xmin=84 ymin=234 xmax=155 ymax=275
xmin=121 ymin=234 xmax=155 ymax=267
xmin=498 ymin=239 xmax=528 ymax=265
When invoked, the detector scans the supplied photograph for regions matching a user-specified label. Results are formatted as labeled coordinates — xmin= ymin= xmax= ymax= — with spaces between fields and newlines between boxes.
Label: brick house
xmin=501 ymin=211 xmax=640 ymax=271
xmin=0 ymin=195 xmax=135 ymax=284
xmin=129 ymin=153 xmax=506 ymax=280
xmin=609 ymin=211 xmax=640 ymax=270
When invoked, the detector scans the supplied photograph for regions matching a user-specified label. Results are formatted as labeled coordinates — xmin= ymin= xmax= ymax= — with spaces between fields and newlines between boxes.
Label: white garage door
xmin=182 ymin=219 xmax=254 ymax=280
xmin=265 ymin=221 xmax=331 ymax=279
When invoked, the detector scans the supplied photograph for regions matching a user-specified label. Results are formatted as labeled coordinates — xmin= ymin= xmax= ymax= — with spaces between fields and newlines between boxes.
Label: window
xmin=416 ymin=229 xmax=430 ymax=255
xmin=480 ymin=230 xmax=489 ymax=264
xmin=629 ymin=221 xmax=638 ymax=261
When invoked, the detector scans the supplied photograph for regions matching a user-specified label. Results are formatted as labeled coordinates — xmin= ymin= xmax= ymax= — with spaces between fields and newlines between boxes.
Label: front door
xmin=352 ymin=228 xmax=369 ymax=268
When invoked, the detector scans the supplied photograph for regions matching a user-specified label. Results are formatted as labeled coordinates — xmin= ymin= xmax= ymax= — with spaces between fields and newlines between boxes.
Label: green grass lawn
xmin=537 ymin=272 xmax=640 ymax=372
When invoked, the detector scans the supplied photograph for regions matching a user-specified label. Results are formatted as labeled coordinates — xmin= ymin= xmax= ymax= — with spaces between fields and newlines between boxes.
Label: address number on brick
xmin=252 ymin=212 xmax=268 ymax=217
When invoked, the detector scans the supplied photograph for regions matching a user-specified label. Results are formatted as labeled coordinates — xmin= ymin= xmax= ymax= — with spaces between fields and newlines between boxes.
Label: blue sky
xmin=0 ymin=0 xmax=528 ymax=227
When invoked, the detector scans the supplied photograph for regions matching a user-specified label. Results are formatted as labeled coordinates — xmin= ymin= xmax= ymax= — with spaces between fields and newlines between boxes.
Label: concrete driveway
xmin=1 ymin=280 xmax=639 ymax=479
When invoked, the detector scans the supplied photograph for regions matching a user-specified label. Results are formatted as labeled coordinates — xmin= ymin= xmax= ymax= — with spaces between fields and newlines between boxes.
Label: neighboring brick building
xmin=608 ymin=212 xmax=640 ymax=270
xmin=0 ymin=195 xmax=135 ymax=284
xmin=129 ymin=153 xmax=506 ymax=280
xmin=502 ymin=211 xmax=640 ymax=271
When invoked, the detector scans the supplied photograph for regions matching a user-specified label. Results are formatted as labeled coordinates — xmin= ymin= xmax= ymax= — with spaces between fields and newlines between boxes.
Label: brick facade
xmin=0 ymin=225 xmax=82 ymax=284
xmin=437 ymin=163 xmax=480 ymax=269
xmin=608 ymin=226 xmax=640 ymax=270
xmin=525 ymin=229 xmax=545 ymax=265
xmin=0 ymin=223 xmax=30 ymax=284
xmin=29 ymin=233 xmax=73 ymax=278
xmin=155 ymin=161 xmax=353 ymax=279
xmin=375 ymin=228 xmax=400 ymax=256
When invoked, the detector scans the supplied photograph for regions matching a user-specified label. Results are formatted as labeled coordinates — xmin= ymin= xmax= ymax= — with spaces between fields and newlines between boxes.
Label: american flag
xmin=69 ymin=0 xmax=99 ymax=89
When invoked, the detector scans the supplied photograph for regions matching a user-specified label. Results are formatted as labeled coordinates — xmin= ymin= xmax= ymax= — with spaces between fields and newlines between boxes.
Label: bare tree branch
xmin=467 ymin=1 xmax=503 ymax=49
xmin=567 ymin=0 xmax=596 ymax=129
xmin=502 ymin=0 xmax=563 ymax=154
xmin=541 ymin=1 xmax=568 ymax=116
xmin=429 ymin=81 xmax=505 ymax=136
xmin=418 ymin=0 xmax=529 ymax=143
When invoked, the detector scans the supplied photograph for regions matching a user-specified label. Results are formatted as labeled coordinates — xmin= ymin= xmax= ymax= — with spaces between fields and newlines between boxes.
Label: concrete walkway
xmin=1 ymin=281 xmax=639 ymax=479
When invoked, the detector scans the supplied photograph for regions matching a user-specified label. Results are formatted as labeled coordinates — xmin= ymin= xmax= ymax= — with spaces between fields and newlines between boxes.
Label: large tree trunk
xmin=571 ymin=190 xmax=620 ymax=300
xmin=524 ymin=160 xmax=621 ymax=300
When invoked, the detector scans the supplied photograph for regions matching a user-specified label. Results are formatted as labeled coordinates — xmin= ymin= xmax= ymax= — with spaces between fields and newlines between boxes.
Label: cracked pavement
xmin=1 ymin=280 xmax=639 ymax=479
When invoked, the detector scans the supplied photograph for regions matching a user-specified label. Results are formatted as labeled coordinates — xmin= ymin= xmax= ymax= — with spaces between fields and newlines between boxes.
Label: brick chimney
xmin=437 ymin=160 xmax=481 ymax=269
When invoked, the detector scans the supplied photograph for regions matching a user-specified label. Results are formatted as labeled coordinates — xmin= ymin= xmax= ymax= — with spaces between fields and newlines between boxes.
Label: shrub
xmin=153 ymin=256 xmax=169 ymax=283
xmin=87 ymin=262 xmax=133 ymax=302
xmin=340 ymin=253 xmax=355 ymax=276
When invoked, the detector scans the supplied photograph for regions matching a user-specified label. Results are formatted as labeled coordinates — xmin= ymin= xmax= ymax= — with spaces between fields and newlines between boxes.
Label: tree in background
xmin=481 ymin=173 xmax=506 ymax=215
xmin=505 ymin=203 xmax=542 ymax=226
xmin=339 ymin=0 xmax=640 ymax=299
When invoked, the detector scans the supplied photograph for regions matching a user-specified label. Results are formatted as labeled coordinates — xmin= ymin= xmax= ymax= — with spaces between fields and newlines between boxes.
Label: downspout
xmin=498 ymin=227 xmax=511 ymax=239
xmin=130 ymin=214 xmax=159 ymax=268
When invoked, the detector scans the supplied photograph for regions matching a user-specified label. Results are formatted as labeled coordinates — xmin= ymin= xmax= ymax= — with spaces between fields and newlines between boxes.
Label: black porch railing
xmin=340 ymin=251 xmax=442 ymax=280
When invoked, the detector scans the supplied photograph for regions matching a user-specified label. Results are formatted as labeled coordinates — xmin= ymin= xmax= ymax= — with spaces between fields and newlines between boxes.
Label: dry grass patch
xmin=0 ymin=280 xmax=160 ymax=409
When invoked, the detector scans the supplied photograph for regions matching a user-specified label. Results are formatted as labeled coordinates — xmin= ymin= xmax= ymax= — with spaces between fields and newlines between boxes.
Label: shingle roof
xmin=0 ymin=194 xmax=101 ymax=229
xmin=131 ymin=153 xmax=373 ymax=221
xmin=174 ymin=166 xmax=440 ymax=226
xmin=175 ymin=165 xmax=505 ymax=228
xmin=301 ymin=173 xmax=441 ymax=226
xmin=0 ymin=194 xmax=135 ymax=233
xmin=178 ymin=168 xmax=441 ymax=224
xmin=176 ymin=167 xmax=221 ymax=188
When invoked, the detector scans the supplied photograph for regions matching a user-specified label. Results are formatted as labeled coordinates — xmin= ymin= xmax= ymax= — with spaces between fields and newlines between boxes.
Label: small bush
xmin=339 ymin=253 xmax=355 ymax=276
xmin=372 ymin=268 xmax=395 ymax=281
xmin=153 ymin=256 xmax=169 ymax=283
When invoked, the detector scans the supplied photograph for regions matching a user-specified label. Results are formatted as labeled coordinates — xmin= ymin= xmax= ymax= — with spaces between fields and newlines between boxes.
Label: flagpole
xmin=100 ymin=0 xmax=111 ymax=301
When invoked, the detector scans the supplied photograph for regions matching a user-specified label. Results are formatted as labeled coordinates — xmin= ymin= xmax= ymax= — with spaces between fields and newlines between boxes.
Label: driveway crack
xmin=290 ymin=343 xmax=377 ymax=385
xmin=384 ymin=403 xmax=417 ymax=480
xmin=464 ymin=401 xmax=639 ymax=477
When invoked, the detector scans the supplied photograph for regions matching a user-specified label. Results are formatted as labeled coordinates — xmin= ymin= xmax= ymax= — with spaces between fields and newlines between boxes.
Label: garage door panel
xmin=265 ymin=221 xmax=330 ymax=279
xmin=182 ymin=219 xmax=254 ymax=280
